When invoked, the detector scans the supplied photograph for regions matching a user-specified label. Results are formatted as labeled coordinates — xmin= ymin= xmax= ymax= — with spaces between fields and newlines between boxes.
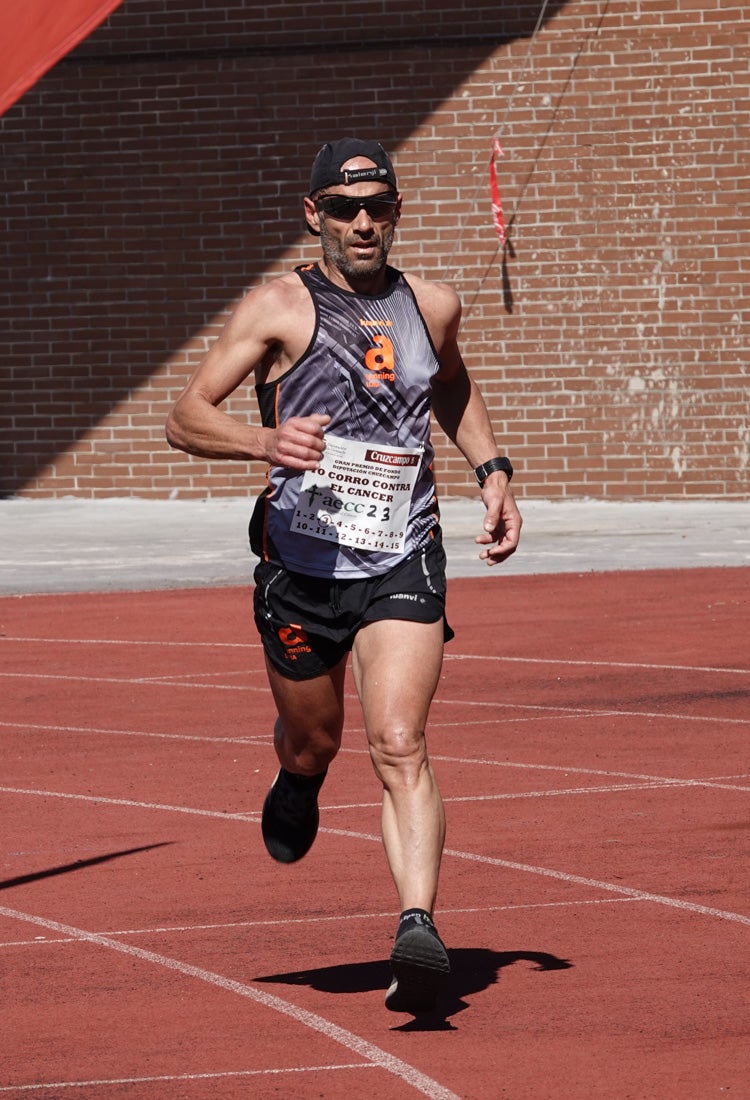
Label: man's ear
xmin=303 ymin=196 xmax=321 ymax=236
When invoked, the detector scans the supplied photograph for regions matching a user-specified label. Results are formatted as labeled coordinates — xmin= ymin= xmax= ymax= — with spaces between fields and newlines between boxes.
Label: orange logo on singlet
xmin=363 ymin=333 xmax=396 ymax=388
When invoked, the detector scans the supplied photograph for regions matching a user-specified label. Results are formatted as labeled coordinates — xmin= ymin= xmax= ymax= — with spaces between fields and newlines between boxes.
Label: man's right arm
xmin=165 ymin=280 xmax=328 ymax=470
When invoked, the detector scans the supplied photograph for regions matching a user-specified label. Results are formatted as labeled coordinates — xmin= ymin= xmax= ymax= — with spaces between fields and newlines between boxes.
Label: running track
xmin=2 ymin=566 xmax=748 ymax=1098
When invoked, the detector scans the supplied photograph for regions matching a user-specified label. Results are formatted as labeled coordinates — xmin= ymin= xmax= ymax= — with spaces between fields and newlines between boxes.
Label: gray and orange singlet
xmin=249 ymin=262 xmax=443 ymax=579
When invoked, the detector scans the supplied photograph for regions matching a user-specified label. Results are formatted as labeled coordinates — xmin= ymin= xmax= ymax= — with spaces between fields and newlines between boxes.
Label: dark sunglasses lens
xmin=318 ymin=196 xmax=396 ymax=220
xmin=319 ymin=198 xmax=358 ymax=219
xmin=364 ymin=198 xmax=397 ymax=218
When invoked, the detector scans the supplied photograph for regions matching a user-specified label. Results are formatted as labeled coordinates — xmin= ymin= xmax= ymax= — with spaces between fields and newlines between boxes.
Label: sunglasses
xmin=314 ymin=194 xmax=399 ymax=222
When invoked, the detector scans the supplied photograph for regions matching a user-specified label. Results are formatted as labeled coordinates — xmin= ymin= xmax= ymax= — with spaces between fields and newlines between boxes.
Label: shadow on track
xmin=255 ymin=947 xmax=572 ymax=1028
xmin=0 ymin=843 xmax=173 ymax=892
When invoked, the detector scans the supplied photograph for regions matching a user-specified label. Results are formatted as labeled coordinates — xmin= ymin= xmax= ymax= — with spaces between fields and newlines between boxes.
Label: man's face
xmin=305 ymin=158 xmax=401 ymax=284
xmin=314 ymin=187 xmax=398 ymax=279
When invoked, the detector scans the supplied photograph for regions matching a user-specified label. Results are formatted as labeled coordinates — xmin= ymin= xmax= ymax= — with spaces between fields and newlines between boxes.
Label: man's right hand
xmin=265 ymin=414 xmax=331 ymax=470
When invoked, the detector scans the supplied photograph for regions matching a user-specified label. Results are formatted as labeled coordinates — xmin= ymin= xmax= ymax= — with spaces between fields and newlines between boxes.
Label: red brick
xmin=2 ymin=0 xmax=748 ymax=501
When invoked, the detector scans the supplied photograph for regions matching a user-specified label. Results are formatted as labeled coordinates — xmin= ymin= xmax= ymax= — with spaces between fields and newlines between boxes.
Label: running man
xmin=166 ymin=138 xmax=522 ymax=1014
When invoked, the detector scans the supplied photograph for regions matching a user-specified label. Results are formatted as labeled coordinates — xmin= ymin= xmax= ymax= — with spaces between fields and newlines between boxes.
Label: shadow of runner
xmin=255 ymin=947 xmax=572 ymax=1028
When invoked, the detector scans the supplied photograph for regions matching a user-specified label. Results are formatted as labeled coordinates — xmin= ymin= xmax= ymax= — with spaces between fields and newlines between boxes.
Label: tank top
xmin=249 ymin=262 xmax=442 ymax=579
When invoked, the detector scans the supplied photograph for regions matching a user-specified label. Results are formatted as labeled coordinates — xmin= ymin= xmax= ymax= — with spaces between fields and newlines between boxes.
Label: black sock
xmin=280 ymin=767 xmax=327 ymax=792
xmin=396 ymin=907 xmax=437 ymax=938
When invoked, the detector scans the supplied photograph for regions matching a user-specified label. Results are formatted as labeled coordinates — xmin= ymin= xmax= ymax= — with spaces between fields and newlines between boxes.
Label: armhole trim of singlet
xmin=254 ymin=267 xmax=321 ymax=402
xmin=400 ymin=274 xmax=443 ymax=370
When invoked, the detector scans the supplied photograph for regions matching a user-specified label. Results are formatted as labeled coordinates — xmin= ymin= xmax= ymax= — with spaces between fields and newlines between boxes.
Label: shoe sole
xmin=385 ymin=928 xmax=450 ymax=1014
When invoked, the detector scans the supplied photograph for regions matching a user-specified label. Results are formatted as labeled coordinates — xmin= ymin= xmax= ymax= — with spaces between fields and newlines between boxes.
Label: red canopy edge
xmin=0 ymin=0 xmax=124 ymax=117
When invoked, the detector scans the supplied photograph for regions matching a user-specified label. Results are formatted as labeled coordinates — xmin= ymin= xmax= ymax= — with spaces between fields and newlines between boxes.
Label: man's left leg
xmin=351 ymin=617 xmax=450 ymax=1012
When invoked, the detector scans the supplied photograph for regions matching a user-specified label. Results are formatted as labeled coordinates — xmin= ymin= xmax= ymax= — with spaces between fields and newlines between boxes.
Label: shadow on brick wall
xmin=1 ymin=0 xmax=570 ymax=495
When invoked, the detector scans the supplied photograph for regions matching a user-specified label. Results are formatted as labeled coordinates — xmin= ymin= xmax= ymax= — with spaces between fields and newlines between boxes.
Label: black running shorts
xmin=253 ymin=535 xmax=454 ymax=680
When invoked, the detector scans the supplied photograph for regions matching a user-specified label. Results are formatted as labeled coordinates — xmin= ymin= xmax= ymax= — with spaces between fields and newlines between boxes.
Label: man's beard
xmin=319 ymin=219 xmax=395 ymax=281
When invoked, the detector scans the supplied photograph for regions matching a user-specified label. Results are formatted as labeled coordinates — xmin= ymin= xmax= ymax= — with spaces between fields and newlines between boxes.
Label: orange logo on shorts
xmin=278 ymin=624 xmax=312 ymax=659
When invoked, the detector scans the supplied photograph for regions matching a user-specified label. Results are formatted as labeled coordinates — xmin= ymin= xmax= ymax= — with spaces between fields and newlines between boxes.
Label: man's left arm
xmin=422 ymin=281 xmax=522 ymax=565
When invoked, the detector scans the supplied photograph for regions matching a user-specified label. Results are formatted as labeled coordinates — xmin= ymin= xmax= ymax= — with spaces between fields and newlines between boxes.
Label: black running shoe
xmin=385 ymin=911 xmax=450 ymax=1014
xmin=261 ymin=767 xmax=326 ymax=864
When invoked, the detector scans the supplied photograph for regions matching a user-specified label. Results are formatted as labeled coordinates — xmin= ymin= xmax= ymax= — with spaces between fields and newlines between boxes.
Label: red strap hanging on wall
xmin=0 ymin=0 xmax=123 ymax=117
xmin=489 ymin=138 xmax=507 ymax=247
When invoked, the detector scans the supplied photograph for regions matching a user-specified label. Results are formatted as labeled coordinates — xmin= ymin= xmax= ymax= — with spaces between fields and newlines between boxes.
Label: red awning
xmin=0 ymin=0 xmax=124 ymax=117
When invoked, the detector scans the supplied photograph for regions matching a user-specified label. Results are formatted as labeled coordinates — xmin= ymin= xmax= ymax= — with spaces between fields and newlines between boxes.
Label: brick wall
xmin=2 ymin=0 xmax=748 ymax=500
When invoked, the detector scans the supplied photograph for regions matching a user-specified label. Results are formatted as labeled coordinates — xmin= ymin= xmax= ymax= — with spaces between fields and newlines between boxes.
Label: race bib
xmin=291 ymin=434 xmax=422 ymax=553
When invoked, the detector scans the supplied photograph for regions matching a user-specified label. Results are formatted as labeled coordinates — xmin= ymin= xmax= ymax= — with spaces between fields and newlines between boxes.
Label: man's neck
xmin=317 ymin=258 xmax=390 ymax=296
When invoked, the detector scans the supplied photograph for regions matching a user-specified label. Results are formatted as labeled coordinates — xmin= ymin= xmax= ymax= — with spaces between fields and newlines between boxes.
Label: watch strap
xmin=474 ymin=456 xmax=513 ymax=486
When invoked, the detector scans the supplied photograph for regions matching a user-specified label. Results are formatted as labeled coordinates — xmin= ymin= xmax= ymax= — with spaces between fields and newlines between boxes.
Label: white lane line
xmin=428 ymin=752 xmax=750 ymax=793
xmin=5 ymin=636 xmax=748 ymax=675
xmin=432 ymin=695 xmax=750 ymax=726
xmin=0 ymin=905 xmax=460 ymax=1100
xmin=0 ymin=1064 xmax=376 ymax=1093
xmin=0 ymin=718 xmax=592 ymax=741
xmin=2 ymin=723 xmax=747 ymax=793
xmin=0 ymin=786 xmax=261 ymax=822
xmin=0 ymin=720 xmax=269 ymax=746
xmin=2 ymin=637 xmax=260 ymax=650
xmin=0 ymin=672 xmax=267 ymax=692
xmin=426 ymin=752 xmax=747 ymax=796
xmin=437 ymin=847 xmax=750 ymax=928
xmin=2 ymin=787 xmax=748 ymax=927
xmin=326 ymin=780 xmax=733 ymax=811
xmin=443 ymin=654 xmax=750 ymax=676
xmin=316 ymin=827 xmax=750 ymax=927
xmin=442 ymin=781 xmax=750 ymax=799
xmin=2 ymin=672 xmax=747 ymax=725
xmin=136 ymin=670 xmax=252 ymax=683
xmin=1 ymin=898 xmax=639 ymax=950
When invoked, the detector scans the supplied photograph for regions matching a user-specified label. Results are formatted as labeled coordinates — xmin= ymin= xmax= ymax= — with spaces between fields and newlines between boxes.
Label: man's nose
xmin=352 ymin=207 xmax=375 ymax=231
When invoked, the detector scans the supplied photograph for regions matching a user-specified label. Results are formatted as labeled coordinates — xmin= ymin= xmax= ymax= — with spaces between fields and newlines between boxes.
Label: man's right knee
xmin=274 ymin=714 xmax=342 ymax=759
xmin=267 ymin=661 xmax=347 ymax=774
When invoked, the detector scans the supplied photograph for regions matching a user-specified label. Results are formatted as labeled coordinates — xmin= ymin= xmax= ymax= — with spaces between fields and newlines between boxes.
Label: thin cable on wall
xmin=444 ymin=0 xmax=611 ymax=316
xmin=440 ymin=0 xmax=552 ymax=284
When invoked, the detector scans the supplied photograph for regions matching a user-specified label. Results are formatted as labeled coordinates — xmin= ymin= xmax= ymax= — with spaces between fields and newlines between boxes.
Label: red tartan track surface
xmin=1 ymin=566 xmax=748 ymax=1098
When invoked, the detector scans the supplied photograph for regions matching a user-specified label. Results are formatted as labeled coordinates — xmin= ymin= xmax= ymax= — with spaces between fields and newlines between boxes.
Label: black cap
xmin=308 ymin=138 xmax=397 ymax=196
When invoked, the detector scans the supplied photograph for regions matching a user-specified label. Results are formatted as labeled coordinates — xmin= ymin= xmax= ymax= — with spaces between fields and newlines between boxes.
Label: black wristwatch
xmin=474 ymin=456 xmax=513 ymax=487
